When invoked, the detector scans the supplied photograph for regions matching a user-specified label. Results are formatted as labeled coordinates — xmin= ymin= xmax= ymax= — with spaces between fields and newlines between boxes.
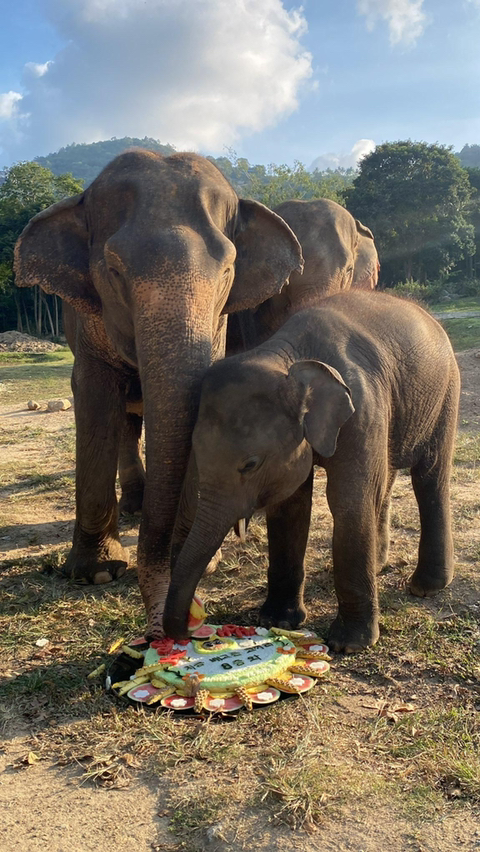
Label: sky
xmin=0 ymin=0 xmax=479 ymax=171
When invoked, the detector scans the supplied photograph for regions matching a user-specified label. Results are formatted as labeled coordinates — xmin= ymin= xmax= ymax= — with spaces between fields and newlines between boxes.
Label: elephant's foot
xmin=327 ymin=614 xmax=379 ymax=654
xmin=62 ymin=536 xmax=128 ymax=584
xmin=204 ymin=548 xmax=222 ymax=576
xmin=119 ymin=485 xmax=144 ymax=516
xmin=409 ymin=563 xmax=453 ymax=598
xmin=258 ymin=598 xmax=307 ymax=631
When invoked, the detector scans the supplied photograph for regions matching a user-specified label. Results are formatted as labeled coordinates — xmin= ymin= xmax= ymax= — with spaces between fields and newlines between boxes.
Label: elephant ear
xmin=14 ymin=194 xmax=101 ymax=316
xmin=223 ymin=199 xmax=304 ymax=314
xmin=355 ymin=219 xmax=375 ymax=241
xmin=289 ymin=360 xmax=355 ymax=458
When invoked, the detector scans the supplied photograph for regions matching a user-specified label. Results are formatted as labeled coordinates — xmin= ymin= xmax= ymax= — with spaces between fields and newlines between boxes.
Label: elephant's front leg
xmin=259 ymin=469 xmax=313 ymax=629
xmin=326 ymin=473 xmax=380 ymax=653
xmin=118 ymin=412 xmax=145 ymax=515
xmin=63 ymin=356 xmax=128 ymax=584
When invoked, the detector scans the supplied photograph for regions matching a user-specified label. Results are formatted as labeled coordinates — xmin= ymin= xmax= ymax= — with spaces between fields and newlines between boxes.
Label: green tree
xmin=0 ymin=162 xmax=83 ymax=334
xmin=465 ymin=167 xmax=480 ymax=278
xmin=209 ymin=150 xmax=353 ymax=206
xmin=244 ymin=161 xmax=351 ymax=207
xmin=346 ymin=141 xmax=475 ymax=285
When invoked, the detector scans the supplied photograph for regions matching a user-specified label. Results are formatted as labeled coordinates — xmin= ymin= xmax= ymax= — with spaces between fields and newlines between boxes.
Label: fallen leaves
xmin=9 ymin=751 xmax=42 ymax=770
xmin=361 ymin=699 xmax=416 ymax=724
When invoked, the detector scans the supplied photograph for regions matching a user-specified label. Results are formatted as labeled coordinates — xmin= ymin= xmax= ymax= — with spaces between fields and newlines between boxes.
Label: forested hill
xmin=457 ymin=144 xmax=480 ymax=169
xmin=34 ymin=137 xmax=175 ymax=185
xmin=31 ymin=136 xmax=355 ymax=202
xmin=29 ymin=137 xmax=480 ymax=187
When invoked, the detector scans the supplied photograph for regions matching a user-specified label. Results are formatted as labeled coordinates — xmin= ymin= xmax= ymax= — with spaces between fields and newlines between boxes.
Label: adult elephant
xmin=62 ymin=302 xmax=147 ymax=516
xmin=14 ymin=149 xmax=303 ymax=638
xmin=227 ymin=198 xmax=376 ymax=352
xmin=352 ymin=221 xmax=380 ymax=290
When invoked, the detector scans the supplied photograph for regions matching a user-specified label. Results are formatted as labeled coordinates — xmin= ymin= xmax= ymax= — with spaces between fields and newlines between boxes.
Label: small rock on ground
xmin=47 ymin=398 xmax=71 ymax=412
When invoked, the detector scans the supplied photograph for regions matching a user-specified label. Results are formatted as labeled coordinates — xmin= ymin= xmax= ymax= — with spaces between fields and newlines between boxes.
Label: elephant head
xmin=14 ymin=150 xmax=303 ymax=636
xmin=163 ymin=353 xmax=354 ymax=639
xmin=274 ymin=198 xmax=358 ymax=301
xmin=352 ymin=220 xmax=380 ymax=290
xmin=227 ymin=198 xmax=359 ymax=351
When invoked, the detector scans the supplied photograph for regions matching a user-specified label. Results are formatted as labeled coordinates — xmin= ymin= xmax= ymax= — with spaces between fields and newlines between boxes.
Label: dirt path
xmin=0 ymin=747 xmax=171 ymax=852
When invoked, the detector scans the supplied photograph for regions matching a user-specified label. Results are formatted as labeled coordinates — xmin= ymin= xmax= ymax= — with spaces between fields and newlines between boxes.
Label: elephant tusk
xmin=238 ymin=518 xmax=246 ymax=543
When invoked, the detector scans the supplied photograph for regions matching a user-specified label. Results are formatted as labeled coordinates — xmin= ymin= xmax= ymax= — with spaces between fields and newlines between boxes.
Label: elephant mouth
xmin=234 ymin=515 xmax=253 ymax=541
xmin=237 ymin=518 xmax=246 ymax=542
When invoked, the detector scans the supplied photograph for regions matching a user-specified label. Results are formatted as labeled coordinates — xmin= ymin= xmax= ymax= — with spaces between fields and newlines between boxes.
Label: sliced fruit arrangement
xmin=107 ymin=597 xmax=331 ymax=714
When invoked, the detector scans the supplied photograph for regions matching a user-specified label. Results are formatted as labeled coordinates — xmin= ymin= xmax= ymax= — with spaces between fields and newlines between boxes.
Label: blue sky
xmin=1 ymin=0 xmax=479 ymax=170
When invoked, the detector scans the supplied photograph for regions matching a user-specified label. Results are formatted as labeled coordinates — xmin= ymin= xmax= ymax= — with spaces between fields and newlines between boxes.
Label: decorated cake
xmin=108 ymin=597 xmax=331 ymax=713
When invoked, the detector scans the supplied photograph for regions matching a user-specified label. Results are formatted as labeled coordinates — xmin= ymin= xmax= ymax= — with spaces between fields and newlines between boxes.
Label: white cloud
xmin=0 ymin=0 xmax=312 ymax=163
xmin=0 ymin=91 xmax=23 ymax=120
xmin=310 ymin=139 xmax=375 ymax=172
xmin=357 ymin=0 xmax=427 ymax=46
xmin=24 ymin=61 xmax=53 ymax=78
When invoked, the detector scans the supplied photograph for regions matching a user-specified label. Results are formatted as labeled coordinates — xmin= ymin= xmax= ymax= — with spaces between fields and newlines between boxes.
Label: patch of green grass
xmin=454 ymin=431 xmax=480 ymax=465
xmin=441 ymin=317 xmax=480 ymax=351
xmin=0 ymin=350 xmax=74 ymax=403
xmin=398 ymin=783 xmax=444 ymax=821
xmin=378 ymin=601 xmax=480 ymax=680
xmin=0 ymin=424 xmax=44 ymax=445
xmin=0 ymin=349 xmax=72 ymax=364
xmin=370 ymin=706 xmax=480 ymax=803
xmin=169 ymin=790 xmax=231 ymax=839
xmin=1 ymin=471 xmax=75 ymax=494
xmin=429 ymin=295 xmax=480 ymax=314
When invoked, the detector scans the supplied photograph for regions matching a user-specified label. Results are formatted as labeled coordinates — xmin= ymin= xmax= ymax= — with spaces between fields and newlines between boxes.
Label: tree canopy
xmin=347 ymin=141 xmax=475 ymax=285
xmin=0 ymin=162 xmax=83 ymax=333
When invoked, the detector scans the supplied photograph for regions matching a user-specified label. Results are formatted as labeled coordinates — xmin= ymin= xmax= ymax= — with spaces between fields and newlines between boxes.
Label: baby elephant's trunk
xmin=163 ymin=497 xmax=234 ymax=639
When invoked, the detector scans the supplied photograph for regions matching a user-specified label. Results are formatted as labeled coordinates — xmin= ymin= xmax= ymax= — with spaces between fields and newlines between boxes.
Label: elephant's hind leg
xmin=409 ymin=386 xmax=458 ymax=597
xmin=259 ymin=469 xmax=313 ymax=630
xmin=376 ymin=469 xmax=397 ymax=571
xmin=119 ymin=412 xmax=145 ymax=515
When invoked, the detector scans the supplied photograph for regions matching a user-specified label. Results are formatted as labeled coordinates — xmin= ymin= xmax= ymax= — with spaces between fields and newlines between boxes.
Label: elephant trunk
xmin=163 ymin=494 xmax=235 ymax=639
xmin=134 ymin=312 xmax=214 ymax=637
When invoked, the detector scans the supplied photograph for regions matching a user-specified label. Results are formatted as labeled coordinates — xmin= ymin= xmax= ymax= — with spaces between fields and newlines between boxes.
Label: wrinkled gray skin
xmin=165 ymin=291 xmax=460 ymax=652
xmin=352 ymin=221 xmax=380 ymax=290
xmin=227 ymin=199 xmax=376 ymax=353
xmin=14 ymin=150 xmax=303 ymax=638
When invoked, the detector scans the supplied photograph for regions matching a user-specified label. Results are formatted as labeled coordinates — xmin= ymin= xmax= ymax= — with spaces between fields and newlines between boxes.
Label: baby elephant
xmin=164 ymin=291 xmax=460 ymax=652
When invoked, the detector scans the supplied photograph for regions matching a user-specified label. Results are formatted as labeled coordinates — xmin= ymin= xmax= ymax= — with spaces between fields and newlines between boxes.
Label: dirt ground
xmin=0 ymin=348 xmax=479 ymax=852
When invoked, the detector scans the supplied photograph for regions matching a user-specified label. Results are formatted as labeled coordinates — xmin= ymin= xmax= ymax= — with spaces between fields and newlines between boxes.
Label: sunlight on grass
xmin=442 ymin=317 xmax=480 ymax=351
xmin=370 ymin=706 xmax=480 ymax=803
xmin=0 ymin=350 xmax=74 ymax=403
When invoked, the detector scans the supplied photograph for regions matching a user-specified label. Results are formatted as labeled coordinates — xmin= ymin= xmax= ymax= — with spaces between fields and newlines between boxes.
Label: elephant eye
xmin=238 ymin=456 xmax=262 ymax=474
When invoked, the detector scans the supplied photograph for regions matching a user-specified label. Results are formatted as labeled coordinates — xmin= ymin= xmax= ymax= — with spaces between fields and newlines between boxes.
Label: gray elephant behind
xmin=352 ymin=220 xmax=380 ymax=290
xmin=227 ymin=197 xmax=379 ymax=353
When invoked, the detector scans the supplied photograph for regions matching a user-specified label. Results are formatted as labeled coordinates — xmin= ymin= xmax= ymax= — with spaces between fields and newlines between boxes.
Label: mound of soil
xmin=0 ymin=331 xmax=63 ymax=353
